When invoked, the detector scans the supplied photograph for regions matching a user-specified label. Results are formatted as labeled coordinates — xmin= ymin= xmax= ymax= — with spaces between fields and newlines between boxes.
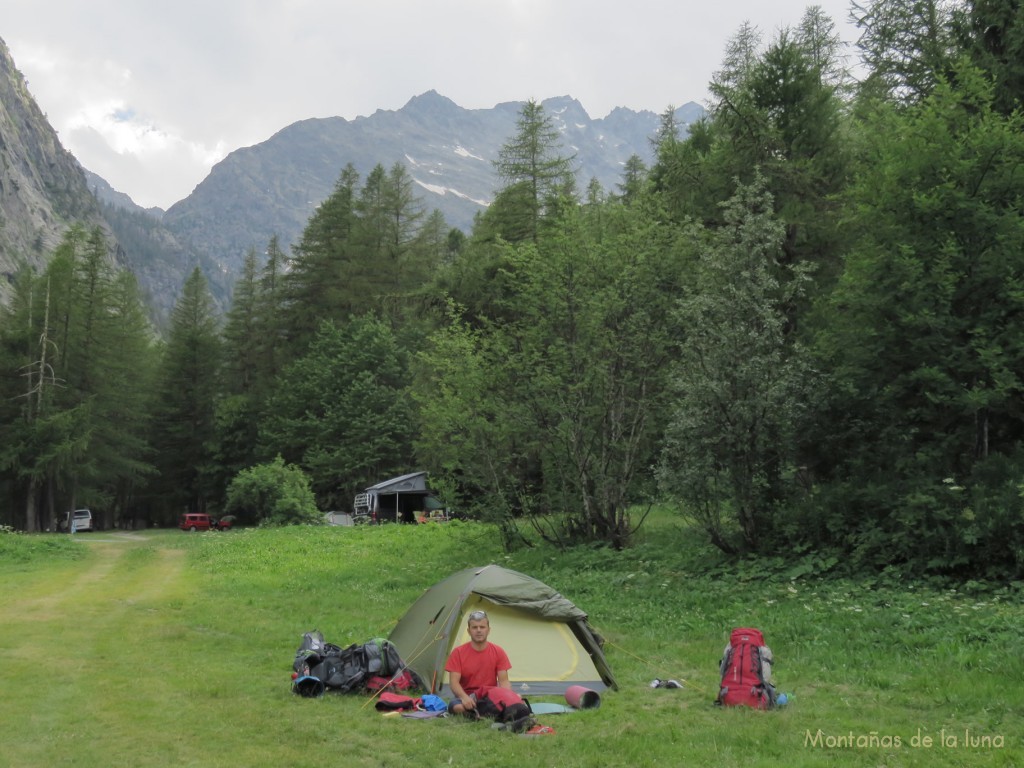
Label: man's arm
xmin=449 ymin=671 xmax=475 ymax=711
xmin=497 ymin=669 xmax=512 ymax=690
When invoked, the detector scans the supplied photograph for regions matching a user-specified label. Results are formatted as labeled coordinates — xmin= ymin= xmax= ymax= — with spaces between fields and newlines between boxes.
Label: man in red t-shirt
xmin=445 ymin=609 xmax=512 ymax=715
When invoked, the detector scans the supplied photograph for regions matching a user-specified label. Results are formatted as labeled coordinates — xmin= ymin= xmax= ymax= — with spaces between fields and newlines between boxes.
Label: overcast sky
xmin=2 ymin=1 xmax=859 ymax=210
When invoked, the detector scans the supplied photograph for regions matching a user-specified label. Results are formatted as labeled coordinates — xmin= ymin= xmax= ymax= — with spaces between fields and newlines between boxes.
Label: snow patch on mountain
xmin=415 ymin=179 xmax=490 ymax=207
xmin=453 ymin=145 xmax=486 ymax=162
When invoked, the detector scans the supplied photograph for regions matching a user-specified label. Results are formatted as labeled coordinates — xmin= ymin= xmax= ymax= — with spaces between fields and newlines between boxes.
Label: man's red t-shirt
xmin=444 ymin=642 xmax=512 ymax=696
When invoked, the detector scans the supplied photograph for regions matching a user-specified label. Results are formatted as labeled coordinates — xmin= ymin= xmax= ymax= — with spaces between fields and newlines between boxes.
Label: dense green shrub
xmin=224 ymin=456 xmax=322 ymax=526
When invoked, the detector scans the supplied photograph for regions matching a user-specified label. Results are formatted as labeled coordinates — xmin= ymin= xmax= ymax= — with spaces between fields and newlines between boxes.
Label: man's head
xmin=467 ymin=609 xmax=490 ymax=646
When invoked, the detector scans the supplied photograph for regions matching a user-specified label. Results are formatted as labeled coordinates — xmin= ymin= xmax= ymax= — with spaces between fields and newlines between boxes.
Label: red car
xmin=179 ymin=513 xmax=235 ymax=531
xmin=179 ymin=513 xmax=213 ymax=531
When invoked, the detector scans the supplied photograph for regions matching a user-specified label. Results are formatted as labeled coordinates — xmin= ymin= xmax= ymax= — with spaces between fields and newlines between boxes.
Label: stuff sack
xmin=375 ymin=692 xmax=421 ymax=711
xmin=716 ymin=627 xmax=776 ymax=709
xmin=366 ymin=669 xmax=418 ymax=693
xmin=420 ymin=693 xmax=448 ymax=712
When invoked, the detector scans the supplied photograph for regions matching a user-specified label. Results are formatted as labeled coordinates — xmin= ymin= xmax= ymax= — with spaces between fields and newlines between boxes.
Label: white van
xmin=62 ymin=508 xmax=94 ymax=532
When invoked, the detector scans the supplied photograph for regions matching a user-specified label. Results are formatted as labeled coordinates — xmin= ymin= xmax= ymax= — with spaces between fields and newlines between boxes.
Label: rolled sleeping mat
xmin=565 ymin=685 xmax=601 ymax=709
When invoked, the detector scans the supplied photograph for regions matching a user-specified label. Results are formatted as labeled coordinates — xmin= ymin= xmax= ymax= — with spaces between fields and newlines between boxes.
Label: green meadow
xmin=1 ymin=514 xmax=1020 ymax=767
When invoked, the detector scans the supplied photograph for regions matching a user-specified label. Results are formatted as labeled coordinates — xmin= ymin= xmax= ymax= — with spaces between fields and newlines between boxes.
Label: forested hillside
xmin=2 ymin=0 xmax=1022 ymax=580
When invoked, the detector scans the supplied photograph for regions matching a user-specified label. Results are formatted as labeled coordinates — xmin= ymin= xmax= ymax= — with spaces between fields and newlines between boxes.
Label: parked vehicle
xmin=59 ymin=508 xmax=95 ymax=532
xmin=179 ymin=513 xmax=213 ymax=532
xmin=179 ymin=513 xmax=235 ymax=531
xmin=354 ymin=471 xmax=446 ymax=524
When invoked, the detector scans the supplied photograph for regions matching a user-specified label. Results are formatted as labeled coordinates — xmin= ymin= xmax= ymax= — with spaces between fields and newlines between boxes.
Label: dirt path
xmin=10 ymin=533 xmax=183 ymax=619
xmin=0 ymin=533 xmax=195 ymax=766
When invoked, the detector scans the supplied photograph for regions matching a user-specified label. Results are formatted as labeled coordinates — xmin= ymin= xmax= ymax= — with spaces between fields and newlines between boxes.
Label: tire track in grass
xmin=0 ymin=535 xmax=196 ymax=767
xmin=7 ymin=537 xmax=137 ymax=623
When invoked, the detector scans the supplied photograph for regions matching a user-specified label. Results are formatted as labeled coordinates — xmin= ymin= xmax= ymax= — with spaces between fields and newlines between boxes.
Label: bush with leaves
xmin=224 ymin=456 xmax=323 ymax=527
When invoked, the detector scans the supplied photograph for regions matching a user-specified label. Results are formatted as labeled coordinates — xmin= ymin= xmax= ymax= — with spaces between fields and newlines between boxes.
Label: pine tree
xmin=213 ymin=248 xmax=263 ymax=502
xmin=352 ymin=162 xmax=429 ymax=325
xmin=616 ymin=154 xmax=648 ymax=205
xmin=254 ymin=234 xmax=288 ymax=394
xmin=954 ymin=0 xmax=1024 ymax=114
xmin=852 ymin=0 xmax=958 ymax=103
xmin=0 ymin=228 xmax=157 ymax=529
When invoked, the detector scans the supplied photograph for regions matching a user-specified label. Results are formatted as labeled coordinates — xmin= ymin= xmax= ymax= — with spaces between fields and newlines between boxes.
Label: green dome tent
xmin=388 ymin=564 xmax=617 ymax=696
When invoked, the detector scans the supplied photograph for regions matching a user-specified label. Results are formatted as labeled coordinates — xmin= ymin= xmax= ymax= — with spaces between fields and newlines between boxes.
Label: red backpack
xmin=716 ymin=627 xmax=776 ymax=709
xmin=475 ymin=686 xmax=533 ymax=730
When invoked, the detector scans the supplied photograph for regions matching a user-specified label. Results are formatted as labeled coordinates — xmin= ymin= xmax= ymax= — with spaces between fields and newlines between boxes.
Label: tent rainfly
xmin=388 ymin=564 xmax=617 ymax=696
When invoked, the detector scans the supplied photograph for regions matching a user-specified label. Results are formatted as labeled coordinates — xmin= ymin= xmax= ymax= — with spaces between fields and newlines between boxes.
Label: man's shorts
xmin=448 ymin=692 xmax=477 ymax=712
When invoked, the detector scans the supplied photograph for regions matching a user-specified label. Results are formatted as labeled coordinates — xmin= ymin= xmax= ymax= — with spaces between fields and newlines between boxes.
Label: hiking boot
xmin=508 ymin=714 xmax=537 ymax=734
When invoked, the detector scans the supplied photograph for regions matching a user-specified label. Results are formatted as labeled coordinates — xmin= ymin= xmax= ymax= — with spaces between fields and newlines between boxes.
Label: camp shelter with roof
xmin=388 ymin=564 xmax=616 ymax=696
xmin=353 ymin=471 xmax=445 ymax=523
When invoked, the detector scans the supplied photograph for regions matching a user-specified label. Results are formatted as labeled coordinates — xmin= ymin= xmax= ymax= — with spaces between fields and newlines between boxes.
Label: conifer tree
xmin=254 ymin=234 xmax=288 ymax=393
xmin=954 ymin=0 xmax=1024 ymax=114
xmin=281 ymin=167 xmax=359 ymax=356
xmin=212 ymin=248 xmax=262 ymax=501
xmin=490 ymin=99 xmax=576 ymax=243
xmin=352 ymin=162 xmax=429 ymax=325
xmin=853 ymin=0 xmax=958 ymax=103
xmin=0 ymin=228 xmax=156 ymax=529
xmin=616 ymin=154 xmax=648 ymax=205
xmin=101 ymin=270 xmax=159 ymax=527
xmin=259 ymin=316 xmax=413 ymax=509
xmin=150 ymin=268 xmax=221 ymax=517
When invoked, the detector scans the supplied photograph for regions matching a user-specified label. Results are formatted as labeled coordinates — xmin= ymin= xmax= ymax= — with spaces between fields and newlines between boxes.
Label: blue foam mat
xmin=529 ymin=702 xmax=575 ymax=714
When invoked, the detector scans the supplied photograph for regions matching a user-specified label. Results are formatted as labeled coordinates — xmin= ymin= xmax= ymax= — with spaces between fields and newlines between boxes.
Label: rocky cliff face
xmin=0 ymin=36 xmax=112 ymax=305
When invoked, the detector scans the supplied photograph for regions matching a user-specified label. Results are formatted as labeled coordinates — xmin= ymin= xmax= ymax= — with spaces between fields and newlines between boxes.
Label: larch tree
xmin=490 ymin=99 xmax=576 ymax=243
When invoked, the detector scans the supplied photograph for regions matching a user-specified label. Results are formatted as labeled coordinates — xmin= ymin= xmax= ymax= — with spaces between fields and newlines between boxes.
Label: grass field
xmin=0 ymin=514 xmax=1021 ymax=767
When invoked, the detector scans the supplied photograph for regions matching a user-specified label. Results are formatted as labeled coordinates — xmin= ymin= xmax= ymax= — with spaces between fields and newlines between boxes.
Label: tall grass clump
xmin=0 ymin=525 xmax=85 ymax=565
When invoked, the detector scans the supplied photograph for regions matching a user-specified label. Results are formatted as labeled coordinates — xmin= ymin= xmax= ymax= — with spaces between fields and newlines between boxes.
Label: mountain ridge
xmin=157 ymin=91 xmax=703 ymax=280
xmin=1 ymin=34 xmax=703 ymax=319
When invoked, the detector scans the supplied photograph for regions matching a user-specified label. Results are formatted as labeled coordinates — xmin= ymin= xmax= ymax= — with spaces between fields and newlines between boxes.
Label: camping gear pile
xmin=287 ymin=565 xmax=786 ymax=738
xmin=291 ymin=630 xmax=422 ymax=697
